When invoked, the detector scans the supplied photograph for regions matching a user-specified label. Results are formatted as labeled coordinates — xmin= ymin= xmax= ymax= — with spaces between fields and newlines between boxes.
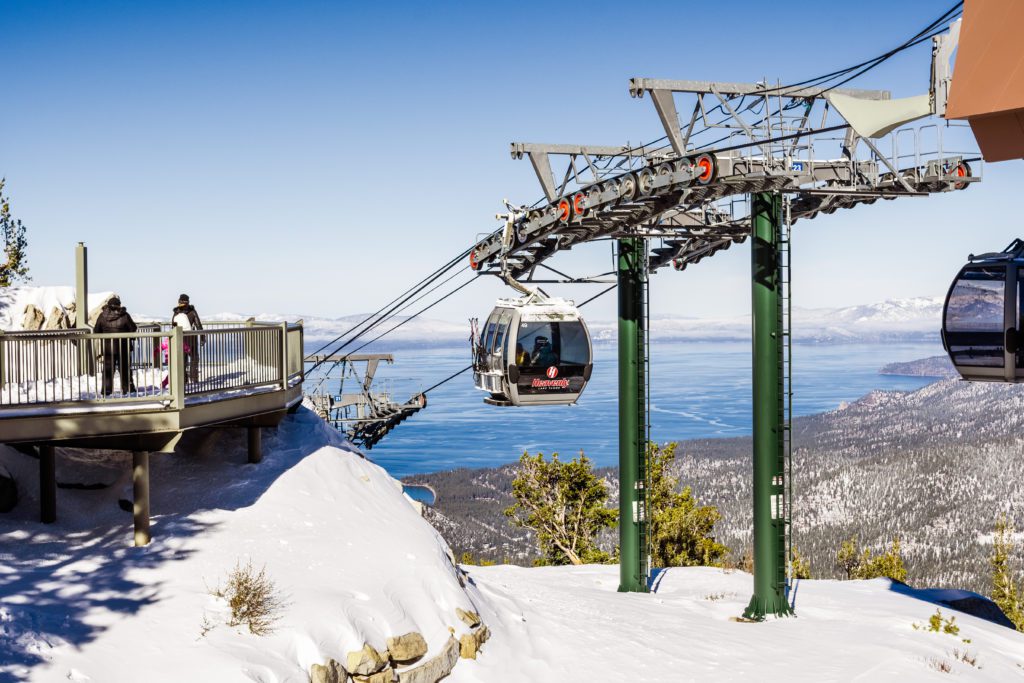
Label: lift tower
xmin=469 ymin=19 xmax=975 ymax=611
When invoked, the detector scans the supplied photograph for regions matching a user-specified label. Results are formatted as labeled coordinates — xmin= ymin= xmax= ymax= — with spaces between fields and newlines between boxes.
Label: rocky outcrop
xmin=387 ymin=632 xmax=428 ymax=664
xmin=459 ymin=623 xmax=489 ymax=660
xmin=397 ymin=636 xmax=459 ymax=683
xmin=311 ymin=611 xmax=489 ymax=683
xmin=455 ymin=608 xmax=479 ymax=628
xmin=43 ymin=305 xmax=71 ymax=330
xmin=310 ymin=658 xmax=347 ymax=683
xmin=21 ymin=304 xmax=44 ymax=330
xmin=354 ymin=666 xmax=393 ymax=683
xmin=346 ymin=644 xmax=388 ymax=676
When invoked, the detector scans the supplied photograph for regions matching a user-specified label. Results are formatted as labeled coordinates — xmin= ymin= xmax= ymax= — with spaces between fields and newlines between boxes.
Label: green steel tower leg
xmin=743 ymin=193 xmax=793 ymax=620
xmin=617 ymin=237 xmax=648 ymax=593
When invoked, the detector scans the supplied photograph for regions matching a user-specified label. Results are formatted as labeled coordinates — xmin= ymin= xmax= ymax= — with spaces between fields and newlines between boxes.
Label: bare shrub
xmin=210 ymin=560 xmax=285 ymax=636
xmin=928 ymin=658 xmax=952 ymax=673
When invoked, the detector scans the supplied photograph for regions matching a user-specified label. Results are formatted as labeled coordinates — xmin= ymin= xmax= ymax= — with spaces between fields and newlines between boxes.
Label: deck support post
xmin=617 ymin=236 xmax=649 ymax=593
xmin=39 ymin=445 xmax=56 ymax=524
xmin=743 ymin=192 xmax=793 ymax=620
xmin=133 ymin=451 xmax=150 ymax=547
xmin=247 ymin=426 xmax=262 ymax=464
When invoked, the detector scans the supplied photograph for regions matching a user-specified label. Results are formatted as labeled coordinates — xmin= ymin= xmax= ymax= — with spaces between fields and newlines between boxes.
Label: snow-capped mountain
xmin=1 ymin=286 xmax=946 ymax=345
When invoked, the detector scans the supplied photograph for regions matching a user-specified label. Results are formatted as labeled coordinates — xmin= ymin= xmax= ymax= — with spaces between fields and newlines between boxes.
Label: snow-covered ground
xmin=456 ymin=565 xmax=1024 ymax=682
xmin=0 ymin=409 xmax=485 ymax=682
xmin=2 ymin=405 xmax=1023 ymax=682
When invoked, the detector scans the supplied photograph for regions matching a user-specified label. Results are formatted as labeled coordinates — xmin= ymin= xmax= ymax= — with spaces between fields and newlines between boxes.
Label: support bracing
xmin=247 ymin=426 xmax=262 ymax=464
xmin=617 ymin=237 xmax=649 ymax=593
xmin=133 ymin=451 xmax=150 ymax=547
xmin=39 ymin=445 xmax=56 ymax=524
xmin=743 ymin=193 xmax=793 ymax=620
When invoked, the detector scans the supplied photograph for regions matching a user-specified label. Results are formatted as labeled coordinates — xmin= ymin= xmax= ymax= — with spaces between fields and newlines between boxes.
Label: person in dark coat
xmin=172 ymin=293 xmax=204 ymax=383
xmin=92 ymin=296 xmax=137 ymax=396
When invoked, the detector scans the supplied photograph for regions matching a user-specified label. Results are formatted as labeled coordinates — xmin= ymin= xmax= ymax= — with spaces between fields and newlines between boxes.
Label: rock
xmin=386 ymin=632 xmax=427 ymax=664
xmin=310 ymin=658 xmax=348 ymax=683
xmin=346 ymin=644 xmax=388 ymax=676
xmin=397 ymin=637 xmax=459 ymax=683
xmin=473 ymin=624 xmax=490 ymax=648
xmin=458 ymin=633 xmax=477 ymax=660
xmin=353 ymin=666 xmax=393 ymax=683
xmin=43 ymin=306 xmax=70 ymax=330
xmin=21 ymin=304 xmax=44 ymax=330
xmin=455 ymin=608 xmax=480 ymax=628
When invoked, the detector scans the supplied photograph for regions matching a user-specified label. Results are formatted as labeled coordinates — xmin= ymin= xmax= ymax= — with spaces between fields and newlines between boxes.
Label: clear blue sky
xmin=3 ymin=0 xmax=1021 ymax=322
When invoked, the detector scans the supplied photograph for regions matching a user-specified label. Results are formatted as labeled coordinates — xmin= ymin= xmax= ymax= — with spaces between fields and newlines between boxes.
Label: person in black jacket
xmin=93 ymin=296 xmax=138 ymax=396
xmin=172 ymin=293 xmax=203 ymax=383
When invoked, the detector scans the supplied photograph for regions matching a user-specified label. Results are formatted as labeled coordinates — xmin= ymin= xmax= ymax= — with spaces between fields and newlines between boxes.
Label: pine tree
xmin=791 ymin=546 xmax=812 ymax=580
xmin=0 ymin=179 xmax=29 ymax=287
xmin=990 ymin=515 xmax=1024 ymax=631
xmin=836 ymin=535 xmax=908 ymax=582
xmin=505 ymin=451 xmax=616 ymax=566
xmin=647 ymin=442 xmax=729 ymax=568
xmin=836 ymin=536 xmax=860 ymax=579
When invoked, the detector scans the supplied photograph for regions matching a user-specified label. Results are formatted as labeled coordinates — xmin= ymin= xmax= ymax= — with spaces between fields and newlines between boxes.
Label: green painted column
xmin=743 ymin=193 xmax=793 ymax=620
xmin=617 ymin=237 xmax=648 ymax=593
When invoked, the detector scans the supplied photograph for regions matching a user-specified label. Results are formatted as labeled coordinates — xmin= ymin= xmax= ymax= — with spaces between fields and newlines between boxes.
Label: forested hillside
xmin=407 ymin=378 xmax=1024 ymax=593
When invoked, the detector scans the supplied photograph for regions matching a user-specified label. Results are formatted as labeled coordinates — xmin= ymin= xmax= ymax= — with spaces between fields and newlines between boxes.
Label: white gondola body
xmin=473 ymin=295 xmax=593 ymax=406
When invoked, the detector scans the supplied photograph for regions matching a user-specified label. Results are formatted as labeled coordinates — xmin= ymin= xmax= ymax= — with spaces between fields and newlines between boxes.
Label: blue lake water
xmin=314 ymin=341 xmax=943 ymax=478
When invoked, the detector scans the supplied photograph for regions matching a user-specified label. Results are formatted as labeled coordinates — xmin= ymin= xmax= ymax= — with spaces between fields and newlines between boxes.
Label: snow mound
xmin=0 ymin=285 xmax=114 ymax=330
xmin=0 ymin=408 xmax=485 ymax=682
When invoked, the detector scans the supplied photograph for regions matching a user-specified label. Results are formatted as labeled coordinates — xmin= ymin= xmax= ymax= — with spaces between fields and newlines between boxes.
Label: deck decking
xmin=0 ymin=321 xmax=304 ymax=544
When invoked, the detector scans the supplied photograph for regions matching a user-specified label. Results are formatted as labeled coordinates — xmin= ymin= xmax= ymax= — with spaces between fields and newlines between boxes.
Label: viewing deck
xmin=0 ymin=320 xmax=305 ymax=543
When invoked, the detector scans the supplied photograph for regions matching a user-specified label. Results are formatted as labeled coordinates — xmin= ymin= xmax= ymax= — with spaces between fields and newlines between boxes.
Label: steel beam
xmin=743 ymin=193 xmax=792 ymax=620
xmin=617 ymin=237 xmax=648 ymax=593
xmin=629 ymin=78 xmax=891 ymax=101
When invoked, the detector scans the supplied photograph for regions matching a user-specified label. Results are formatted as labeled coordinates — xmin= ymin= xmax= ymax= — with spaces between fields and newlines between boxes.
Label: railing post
xmin=279 ymin=322 xmax=288 ymax=388
xmin=0 ymin=330 xmax=5 ymax=386
xmin=170 ymin=326 xmax=185 ymax=410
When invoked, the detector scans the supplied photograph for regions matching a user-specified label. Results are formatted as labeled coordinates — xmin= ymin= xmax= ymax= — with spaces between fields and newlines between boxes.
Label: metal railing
xmin=0 ymin=321 xmax=303 ymax=410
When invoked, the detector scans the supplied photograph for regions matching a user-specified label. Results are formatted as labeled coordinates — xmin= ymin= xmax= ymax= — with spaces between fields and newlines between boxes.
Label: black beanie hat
xmin=108 ymin=296 xmax=121 ymax=307
xmin=178 ymin=293 xmax=190 ymax=304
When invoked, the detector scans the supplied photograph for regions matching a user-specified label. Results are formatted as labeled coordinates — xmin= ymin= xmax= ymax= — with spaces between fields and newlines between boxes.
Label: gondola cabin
xmin=942 ymin=239 xmax=1024 ymax=382
xmin=473 ymin=295 xmax=593 ymax=406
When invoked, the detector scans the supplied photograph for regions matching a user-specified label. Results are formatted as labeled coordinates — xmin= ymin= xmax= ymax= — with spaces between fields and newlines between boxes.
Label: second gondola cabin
xmin=942 ymin=239 xmax=1024 ymax=382
xmin=473 ymin=294 xmax=593 ymax=406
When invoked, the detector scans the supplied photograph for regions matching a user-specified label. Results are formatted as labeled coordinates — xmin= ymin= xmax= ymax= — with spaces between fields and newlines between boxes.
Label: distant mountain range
xmin=241 ymin=296 xmax=947 ymax=346
xmin=1 ymin=286 xmax=947 ymax=345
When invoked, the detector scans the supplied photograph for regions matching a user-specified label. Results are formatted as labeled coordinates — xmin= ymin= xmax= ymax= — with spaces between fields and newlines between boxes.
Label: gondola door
xmin=943 ymin=264 xmax=1017 ymax=381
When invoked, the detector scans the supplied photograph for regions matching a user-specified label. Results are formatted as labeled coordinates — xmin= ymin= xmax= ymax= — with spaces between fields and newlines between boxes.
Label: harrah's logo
xmin=532 ymin=367 xmax=569 ymax=389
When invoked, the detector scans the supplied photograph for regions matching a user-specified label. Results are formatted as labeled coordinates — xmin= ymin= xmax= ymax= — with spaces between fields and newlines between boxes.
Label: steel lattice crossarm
xmin=470 ymin=67 xmax=980 ymax=281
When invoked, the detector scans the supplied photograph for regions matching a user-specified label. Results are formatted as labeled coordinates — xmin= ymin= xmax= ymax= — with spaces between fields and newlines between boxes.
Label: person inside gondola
xmin=532 ymin=336 xmax=558 ymax=367
xmin=515 ymin=342 xmax=529 ymax=366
